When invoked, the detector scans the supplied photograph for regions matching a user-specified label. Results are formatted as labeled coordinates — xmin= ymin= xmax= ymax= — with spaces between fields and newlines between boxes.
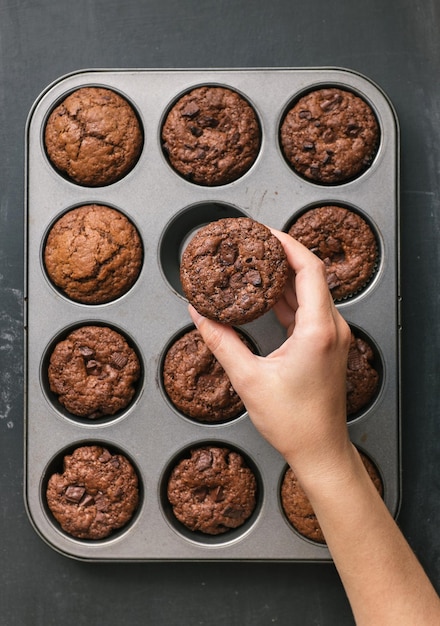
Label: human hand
xmin=189 ymin=229 xmax=352 ymax=483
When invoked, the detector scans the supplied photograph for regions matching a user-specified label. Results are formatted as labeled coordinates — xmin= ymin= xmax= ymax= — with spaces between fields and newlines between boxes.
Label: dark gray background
xmin=1 ymin=0 xmax=439 ymax=624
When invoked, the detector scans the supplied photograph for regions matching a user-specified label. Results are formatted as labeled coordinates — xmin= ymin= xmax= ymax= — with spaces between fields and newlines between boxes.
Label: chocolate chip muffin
xmin=281 ymin=450 xmax=383 ymax=543
xmin=180 ymin=217 xmax=289 ymax=324
xmin=48 ymin=325 xmax=140 ymax=419
xmin=280 ymin=87 xmax=379 ymax=184
xmin=163 ymin=328 xmax=252 ymax=422
xmin=44 ymin=204 xmax=143 ymax=304
xmin=46 ymin=445 xmax=139 ymax=540
xmin=44 ymin=86 xmax=143 ymax=186
xmin=167 ymin=446 xmax=257 ymax=535
xmin=288 ymin=205 xmax=378 ymax=300
xmin=161 ymin=85 xmax=260 ymax=185
xmin=346 ymin=331 xmax=380 ymax=417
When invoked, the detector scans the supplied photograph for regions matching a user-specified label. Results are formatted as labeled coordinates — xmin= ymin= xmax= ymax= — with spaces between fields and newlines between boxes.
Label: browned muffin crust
xmin=180 ymin=217 xmax=289 ymax=324
xmin=46 ymin=445 xmax=139 ymax=540
xmin=280 ymin=87 xmax=379 ymax=184
xmin=346 ymin=332 xmax=380 ymax=416
xmin=288 ymin=205 xmax=377 ymax=300
xmin=162 ymin=86 xmax=260 ymax=185
xmin=48 ymin=325 xmax=140 ymax=419
xmin=44 ymin=86 xmax=143 ymax=186
xmin=163 ymin=328 xmax=250 ymax=422
xmin=167 ymin=446 xmax=257 ymax=535
xmin=281 ymin=451 xmax=383 ymax=544
xmin=44 ymin=204 xmax=143 ymax=304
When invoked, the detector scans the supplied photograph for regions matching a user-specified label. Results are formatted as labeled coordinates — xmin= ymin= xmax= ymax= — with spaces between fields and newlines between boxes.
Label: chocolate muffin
xmin=48 ymin=325 xmax=140 ymax=419
xmin=346 ymin=331 xmax=380 ymax=417
xmin=167 ymin=446 xmax=257 ymax=535
xmin=46 ymin=445 xmax=139 ymax=540
xmin=161 ymin=86 xmax=260 ymax=185
xmin=281 ymin=450 xmax=383 ymax=544
xmin=44 ymin=86 xmax=143 ymax=186
xmin=288 ymin=205 xmax=378 ymax=300
xmin=180 ymin=217 xmax=289 ymax=324
xmin=44 ymin=204 xmax=143 ymax=304
xmin=280 ymin=87 xmax=379 ymax=184
xmin=163 ymin=328 xmax=251 ymax=422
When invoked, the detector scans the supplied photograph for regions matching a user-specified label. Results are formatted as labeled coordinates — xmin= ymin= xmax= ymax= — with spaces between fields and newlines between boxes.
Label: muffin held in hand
xmin=163 ymin=328 xmax=253 ymax=423
xmin=44 ymin=204 xmax=143 ymax=304
xmin=280 ymin=87 xmax=379 ymax=184
xmin=180 ymin=217 xmax=289 ymax=325
xmin=46 ymin=445 xmax=139 ymax=540
xmin=288 ymin=205 xmax=378 ymax=300
xmin=48 ymin=325 xmax=140 ymax=419
xmin=162 ymin=85 xmax=260 ymax=186
xmin=281 ymin=450 xmax=383 ymax=544
xmin=167 ymin=446 xmax=257 ymax=535
xmin=45 ymin=86 xmax=143 ymax=186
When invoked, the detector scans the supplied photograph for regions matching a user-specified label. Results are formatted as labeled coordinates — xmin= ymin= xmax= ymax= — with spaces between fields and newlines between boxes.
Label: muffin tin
xmin=24 ymin=68 xmax=400 ymax=561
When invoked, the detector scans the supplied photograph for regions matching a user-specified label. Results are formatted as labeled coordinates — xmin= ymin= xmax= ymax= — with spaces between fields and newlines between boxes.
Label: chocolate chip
xmin=85 ymin=359 xmax=100 ymax=370
xmin=320 ymin=94 xmax=342 ymax=111
xmin=65 ymin=485 xmax=85 ymax=503
xmin=95 ymin=495 xmax=108 ymax=511
xmin=190 ymin=125 xmax=203 ymax=137
xmin=195 ymin=449 xmax=213 ymax=471
xmin=303 ymin=142 xmax=315 ymax=151
xmin=199 ymin=115 xmax=219 ymax=128
xmin=182 ymin=103 xmax=199 ymax=118
xmin=346 ymin=123 xmax=360 ymax=137
xmin=98 ymin=449 xmax=112 ymax=463
xmin=79 ymin=494 xmax=95 ymax=507
xmin=244 ymin=270 xmax=262 ymax=286
xmin=218 ymin=241 xmax=238 ymax=265
xmin=327 ymin=273 xmax=341 ymax=290
xmin=212 ymin=486 xmax=225 ymax=502
xmin=79 ymin=346 xmax=94 ymax=358
xmin=110 ymin=352 xmax=128 ymax=370
xmin=222 ymin=506 xmax=242 ymax=519
xmin=193 ymin=486 xmax=208 ymax=500
xmin=298 ymin=110 xmax=312 ymax=119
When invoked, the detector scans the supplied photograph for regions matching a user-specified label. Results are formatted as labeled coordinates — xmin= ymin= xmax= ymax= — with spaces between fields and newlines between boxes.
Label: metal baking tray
xmin=24 ymin=68 xmax=400 ymax=561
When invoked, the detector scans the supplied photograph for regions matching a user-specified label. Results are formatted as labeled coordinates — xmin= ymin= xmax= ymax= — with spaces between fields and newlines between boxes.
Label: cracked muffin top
xmin=44 ymin=204 xmax=143 ymax=304
xmin=44 ymin=86 xmax=143 ymax=186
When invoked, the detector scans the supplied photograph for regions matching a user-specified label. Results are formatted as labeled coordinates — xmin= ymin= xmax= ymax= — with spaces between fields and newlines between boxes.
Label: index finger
xmin=270 ymin=229 xmax=335 ymax=323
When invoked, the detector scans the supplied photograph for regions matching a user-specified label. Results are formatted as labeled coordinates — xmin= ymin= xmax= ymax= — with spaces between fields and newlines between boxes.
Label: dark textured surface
xmin=1 ymin=0 xmax=439 ymax=623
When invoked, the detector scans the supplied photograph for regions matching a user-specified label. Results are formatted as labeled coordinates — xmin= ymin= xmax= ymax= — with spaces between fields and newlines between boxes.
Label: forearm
xmin=291 ymin=445 xmax=440 ymax=625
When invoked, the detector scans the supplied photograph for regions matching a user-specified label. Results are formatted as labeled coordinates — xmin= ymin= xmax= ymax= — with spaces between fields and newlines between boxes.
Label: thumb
xmin=188 ymin=305 xmax=257 ymax=383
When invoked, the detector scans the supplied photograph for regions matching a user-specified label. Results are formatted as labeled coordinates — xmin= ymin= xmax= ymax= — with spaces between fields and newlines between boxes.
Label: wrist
xmin=284 ymin=437 xmax=360 ymax=497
